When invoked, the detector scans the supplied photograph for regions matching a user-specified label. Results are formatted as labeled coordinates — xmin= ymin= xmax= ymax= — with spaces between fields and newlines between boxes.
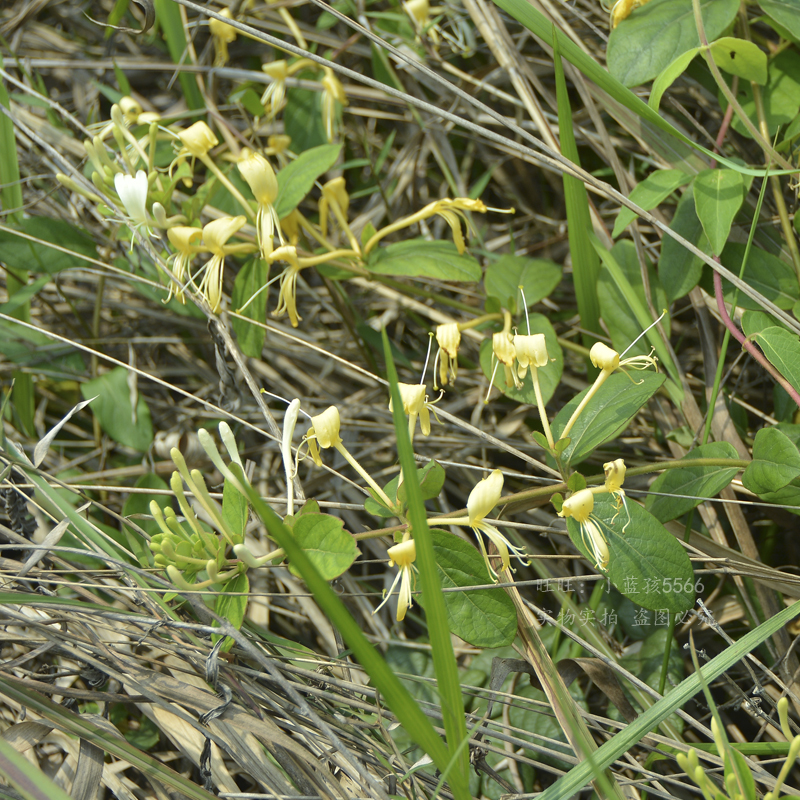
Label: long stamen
xmin=621 ymin=309 xmax=667 ymax=358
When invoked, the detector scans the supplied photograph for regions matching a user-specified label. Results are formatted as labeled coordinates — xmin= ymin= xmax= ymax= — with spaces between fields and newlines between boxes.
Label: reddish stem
xmin=714 ymin=269 xmax=800 ymax=409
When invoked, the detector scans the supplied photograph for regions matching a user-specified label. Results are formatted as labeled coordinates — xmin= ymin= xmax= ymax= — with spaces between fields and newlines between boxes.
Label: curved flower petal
xmin=467 ymin=469 xmax=503 ymax=526
xmin=203 ymin=215 xmax=246 ymax=254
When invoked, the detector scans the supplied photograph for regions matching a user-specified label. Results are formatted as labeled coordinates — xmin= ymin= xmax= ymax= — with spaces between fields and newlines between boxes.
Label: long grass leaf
xmin=382 ymin=329 xmax=471 ymax=799
xmin=553 ymin=33 xmax=601 ymax=346
xmin=537 ymin=599 xmax=800 ymax=800
xmin=152 ymin=0 xmax=205 ymax=111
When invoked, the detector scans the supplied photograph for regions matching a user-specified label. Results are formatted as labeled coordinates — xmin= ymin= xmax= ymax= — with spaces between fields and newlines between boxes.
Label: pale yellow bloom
xmin=404 ymin=0 xmax=440 ymax=44
xmin=603 ymin=458 xmax=626 ymax=494
xmin=433 ymin=323 xmax=460 ymax=388
xmin=238 ymin=148 xmax=282 ymax=258
xmin=119 ymin=96 xmax=143 ymax=125
xmin=488 ymin=331 xmax=520 ymax=397
xmin=261 ymin=60 xmax=289 ymax=118
xmin=166 ymin=226 xmax=205 ymax=303
xmin=558 ymin=488 xmax=609 ymax=572
xmin=321 ymin=67 xmax=347 ymax=142
xmin=210 ymin=8 xmax=236 ymax=66
xmin=434 ymin=469 xmax=528 ymax=578
xmin=514 ymin=333 xmax=548 ymax=380
xmin=319 ymin=177 xmax=349 ymax=240
xmin=178 ymin=121 xmax=219 ymax=159
xmin=305 ymin=406 xmax=342 ymax=465
xmin=373 ymin=538 xmax=417 ymax=621
xmin=197 ymin=215 xmax=246 ymax=313
xmin=590 ymin=342 xmax=620 ymax=372
xmin=390 ymin=383 xmax=431 ymax=440
xmin=270 ymin=245 xmax=302 ymax=327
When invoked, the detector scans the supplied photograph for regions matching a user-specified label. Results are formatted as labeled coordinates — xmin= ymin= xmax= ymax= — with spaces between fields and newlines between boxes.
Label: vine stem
xmin=714 ymin=269 xmax=800 ymax=409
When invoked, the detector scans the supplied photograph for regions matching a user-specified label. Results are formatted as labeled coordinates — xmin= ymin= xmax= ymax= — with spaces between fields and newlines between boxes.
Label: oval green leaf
xmin=551 ymin=371 xmax=665 ymax=466
xmin=753 ymin=327 xmax=800 ymax=394
xmin=742 ymin=426 xmax=800 ymax=496
xmin=645 ymin=441 xmax=740 ymax=522
xmin=613 ymin=170 xmax=690 ymax=237
xmin=428 ymin=530 xmax=517 ymax=648
xmin=707 ymin=37 xmax=767 ymax=85
xmin=484 ymin=254 xmax=562 ymax=309
xmin=289 ymin=513 xmax=358 ymax=580
xmin=275 ymin=143 xmax=342 ymax=219
xmin=693 ymin=168 xmax=745 ymax=255
xmin=368 ymin=239 xmax=481 ymax=281
xmin=760 ymin=0 xmax=800 ymax=41
xmin=607 ymin=0 xmax=739 ymax=87
xmin=567 ymin=495 xmax=694 ymax=613
xmin=659 ymin=187 xmax=709 ymax=304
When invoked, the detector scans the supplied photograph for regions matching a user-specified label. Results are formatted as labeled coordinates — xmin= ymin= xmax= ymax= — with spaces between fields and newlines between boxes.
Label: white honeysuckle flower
xmin=373 ymin=538 xmax=417 ymax=621
xmin=558 ymin=488 xmax=610 ymax=572
xmin=114 ymin=170 xmax=152 ymax=240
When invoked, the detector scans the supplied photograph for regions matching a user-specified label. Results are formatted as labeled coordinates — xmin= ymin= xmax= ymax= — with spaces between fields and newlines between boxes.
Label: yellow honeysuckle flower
xmin=389 ymin=383 xmax=431 ymax=441
xmin=197 ymin=215 xmax=247 ymax=313
xmin=166 ymin=226 xmax=206 ymax=304
xmin=603 ymin=458 xmax=626 ymax=495
xmin=514 ymin=333 xmax=548 ymax=379
xmin=178 ymin=121 xmax=219 ymax=159
xmin=261 ymin=60 xmax=289 ymax=118
xmin=319 ymin=177 xmax=349 ymax=239
xmin=433 ymin=323 xmax=460 ymax=388
xmin=373 ymin=538 xmax=417 ymax=621
xmin=303 ymin=405 xmax=396 ymax=509
xmin=433 ymin=469 xmax=528 ymax=578
xmin=486 ymin=331 xmax=520 ymax=401
xmin=404 ymin=0 xmax=440 ymax=44
xmin=119 ymin=96 xmax=143 ymax=125
xmin=210 ymin=8 xmax=237 ymax=66
xmin=321 ymin=67 xmax=347 ymax=142
xmin=270 ymin=245 xmax=303 ymax=327
xmin=238 ymin=148 xmax=282 ymax=258
xmin=558 ymin=488 xmax=609 ymax=572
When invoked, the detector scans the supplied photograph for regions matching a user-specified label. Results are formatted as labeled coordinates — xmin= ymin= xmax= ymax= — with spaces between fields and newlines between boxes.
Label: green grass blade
xmin=229 ymin=466 xmax=458 ymax=784
xmin=152 ymin=0 xmax=205 ymax=111
xmin=0 ymin=56 xmax=34 ymax=436
xmin=536 ymin=599 xmax=800 ymax=800
xmin=553 ymin=33 xmax=601 ymax=347
xmin=381 ymin=328 xmax=471 ymax=800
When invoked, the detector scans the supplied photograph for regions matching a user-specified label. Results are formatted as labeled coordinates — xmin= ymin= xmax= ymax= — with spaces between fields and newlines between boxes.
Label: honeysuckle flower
xmin=197 ymin=215 xmax=247 ymax=313
xmin=433 ymin=469 xmax=528 ymax=578
xmin=560 ymin=340 xmax=658 ymax=441
xmin=404 ymin=0 xmax=440 ymax=44
xmin=433 ymin=323 xmax=460 ymax=389
xmin=303 ymin=406 xmax=396 ymax=510
xmin=114 ymin=170 xmax=153 ymax=243
xmin=210 ymin=8 xmax=237 ymax=66
xmin=390 ymin=383 xmax=431 ymax=441
xmin=321 ymin=67 xmax=347 ymax=142
xmin=486 ymin=331 xmax=520 ymax=402
xmin=261 ymin=60 xmax=289 ymax=118
xmin=610 ymin=0 xmax=652 ymax=28
xmin=373 ymin=538 xmax=417 ymax=621
xmin=166 ymin=226 xmax=205 ymax=303
xmin=178 ymin=121 xmax=219 ymax=159
xmin=119 ymin=96 xmax=143 ymax=125
xmin=280 ymin=209 xmax=302 ymax=246
xmin=603 ymin=458 xmax=626 ymax=495
xmin=282 ymin=399 xmax=301 ymax=516
xmin=270 ymin=245 xmax=303 ymax=327
xmin=514 ymin=331 xmax=554 ymax=449
xmin=558 ymin=488 xmax=609 ymax=572
xmin=238 ymin=149 xmax=282 ymax=258
xmin=266 ymin=134 xmax=292 ymax=156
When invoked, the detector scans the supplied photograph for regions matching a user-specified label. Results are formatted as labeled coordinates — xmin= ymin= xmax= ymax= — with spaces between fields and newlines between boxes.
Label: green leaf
xmin=368 ymin=239 xmax=481 ymax=281
xmin=649 ymin=48 xmax=700 ymax=112
xmin=214 ymin=573 xmax=249 ymax=652
xmin=289 ymin=513 xmax=358 ymax=580
xmin=659 ymin=187 xmax=709 ymax=303
xmin=598 ymin=240 xmax=670 ymax=359
xmin=612 ymin=170 xmax=690 ymax=237
xmin=283 ymin=76 xmax=329 ymax=153
xmin=478 ymin=313 xmax=563 ymax=406
xmin=606 ymin=0 xmax=739 ymax=87
xmin=742 ymin=427 xmax=800 ymax=495
xmin=427 ymin=530 xmax=516 ymax=648
xmin=728 ymin=50 xmax=800 ymax=138
xmin=645 ymin=442 xmax=741 ymax=522
xmin=483 ymin=254 xmax=562 ymax=309
xmin=759 ymin=0 xmax=800 ymax=41
xmin=551 ymin=371 xmax=665 ymax=466
xmin=693 ymin=169 xmax=745 ymax=255
xmin=222 ymin=463 xmax=248 ymax=544
xmin=0 ymin=217 xmax=97 ymax=274
xmin=566 ymin=495 xmax=694 ymax=612
xmin=365 ymin=461 xmax=445 ymax=517
xmin=707 ymin=38 xmax=767 ymax=85
xmin=708 ymin=244 xmax=799 ymax=310
xmin=752 ymin=326 xmax=800 ymax=394
xmin=231 ymin=258 xmax=268 ymax=358
xmin=274 ymin=143 xmax=342 ymax=219
xmin=81 ymin=367 xmax=153 ymax=452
